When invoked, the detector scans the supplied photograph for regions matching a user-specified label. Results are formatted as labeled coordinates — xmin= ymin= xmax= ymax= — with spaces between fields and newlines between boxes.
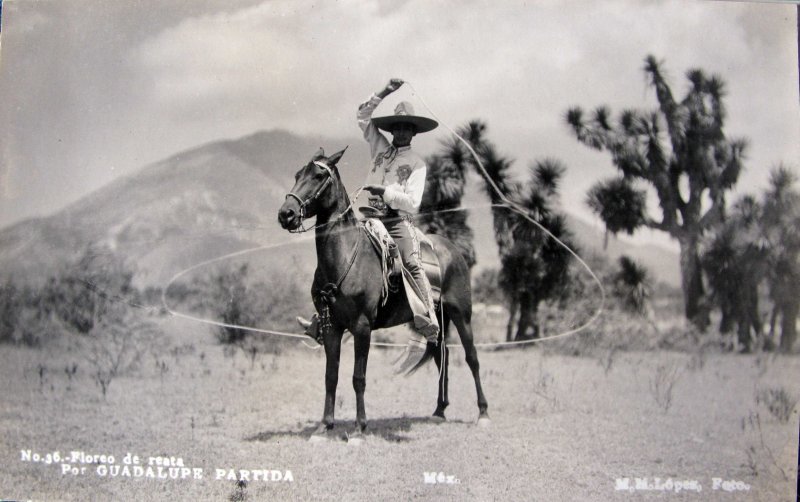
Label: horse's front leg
xmin=311 ymin=325 xmax=343 ymax=440
xmin=351 ymin=318 xmax=372 ymax=439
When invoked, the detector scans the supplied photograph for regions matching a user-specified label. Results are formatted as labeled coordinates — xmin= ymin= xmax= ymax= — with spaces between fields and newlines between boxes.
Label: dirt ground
xmin=1 ymin=315 xmax=798 ymax=501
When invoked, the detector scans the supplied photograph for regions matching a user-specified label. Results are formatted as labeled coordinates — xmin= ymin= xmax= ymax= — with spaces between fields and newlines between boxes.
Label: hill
xmin=0 ymin=130 xmax=680 ymax=289
xmin=0 ymin=130 xmax=367 ymax=286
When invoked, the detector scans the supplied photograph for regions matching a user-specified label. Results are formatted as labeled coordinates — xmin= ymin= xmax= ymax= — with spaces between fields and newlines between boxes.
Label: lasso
xmin=161 ymin=82 xmax=606 ymax=349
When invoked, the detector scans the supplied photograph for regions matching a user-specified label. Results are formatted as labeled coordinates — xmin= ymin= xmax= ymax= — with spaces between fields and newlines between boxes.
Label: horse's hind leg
xmin=450 ymin=308 xmax=490 ymax=423
xmin=432 ymin=311 xmax=450 ymax=420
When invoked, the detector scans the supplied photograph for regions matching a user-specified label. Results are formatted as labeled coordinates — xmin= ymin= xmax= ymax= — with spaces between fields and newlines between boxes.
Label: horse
xmin=277 ymin=147 xmax=489 ymax=441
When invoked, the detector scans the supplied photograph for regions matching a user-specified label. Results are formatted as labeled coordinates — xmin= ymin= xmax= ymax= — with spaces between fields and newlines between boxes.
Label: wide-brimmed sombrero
xmin=372 ymin=101 xmax=438 ymax=134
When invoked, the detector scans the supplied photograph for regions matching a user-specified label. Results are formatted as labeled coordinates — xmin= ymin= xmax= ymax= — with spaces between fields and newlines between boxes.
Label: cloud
xmin=1 ymin=0 xmax=797 ymax=232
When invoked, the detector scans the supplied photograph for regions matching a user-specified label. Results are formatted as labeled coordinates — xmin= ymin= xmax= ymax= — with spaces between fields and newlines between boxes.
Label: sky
xmin=0 ymin=0 xmax=798 ymax=249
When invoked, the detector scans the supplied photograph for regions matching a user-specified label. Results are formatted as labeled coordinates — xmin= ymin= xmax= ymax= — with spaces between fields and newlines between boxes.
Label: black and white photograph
xmin=0 ymin=1 xmax=798 ymax=500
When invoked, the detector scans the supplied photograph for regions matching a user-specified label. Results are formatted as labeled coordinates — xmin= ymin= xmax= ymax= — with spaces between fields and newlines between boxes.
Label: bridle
xmin=284 ymin=160 xmax=336 ymax=233
xmin=284 ymin=160 xmax=363 ymax=233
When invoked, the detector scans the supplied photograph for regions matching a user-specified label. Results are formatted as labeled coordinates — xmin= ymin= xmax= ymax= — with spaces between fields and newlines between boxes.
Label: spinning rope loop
xmin=161 ymin=83 xmax=606 ymax=350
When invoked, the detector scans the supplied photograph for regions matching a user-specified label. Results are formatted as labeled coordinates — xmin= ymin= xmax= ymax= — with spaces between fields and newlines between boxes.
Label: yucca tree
xmin=701 ymin=196 xmax=767 ymax=351
xmin=760 ymin=167 xmax=800 ymax=352
xmin=503 ymin=161 xmax=574 ymax=340
xmin=567 ymin=55 xmax=747 ymax=330
xmin=612 ymin=255 xmax=652 ymax=315
xmin=445 ymin=121 xmax=574 ymax=340
xmin=586 ymin=178 xmax=647 ymax=249
xmin=418 ymin=138 xmax=476 ymax=268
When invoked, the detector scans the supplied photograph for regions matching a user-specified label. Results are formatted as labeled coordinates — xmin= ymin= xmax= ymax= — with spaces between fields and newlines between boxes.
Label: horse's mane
xmin=330 ymin=165 xmax=358 ymax=223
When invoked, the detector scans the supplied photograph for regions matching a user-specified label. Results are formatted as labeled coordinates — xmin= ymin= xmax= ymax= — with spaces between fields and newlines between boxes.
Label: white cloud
xmin=2 ymin=0 xmax=797 ymax=231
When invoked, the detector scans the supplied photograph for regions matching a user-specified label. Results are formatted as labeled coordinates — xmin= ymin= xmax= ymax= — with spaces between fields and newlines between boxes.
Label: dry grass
xmin=0 ymin=315 xmax=798 ymax=501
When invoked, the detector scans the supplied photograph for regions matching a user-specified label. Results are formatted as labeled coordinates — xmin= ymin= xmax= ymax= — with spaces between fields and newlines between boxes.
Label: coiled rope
xmin=161 ymin=83 xmax=606 ymax=349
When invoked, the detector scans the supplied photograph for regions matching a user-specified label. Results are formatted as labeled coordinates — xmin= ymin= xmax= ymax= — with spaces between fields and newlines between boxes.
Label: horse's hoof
xmin=431 ymin=414 xmax=446 ymax=423
xmin=347 ymin=432 xmax=365 ymax=446
xmin=309 ymin=423 xmax=333 ymax=442
xmin=477 ymin=417 xmax=491 ymax=428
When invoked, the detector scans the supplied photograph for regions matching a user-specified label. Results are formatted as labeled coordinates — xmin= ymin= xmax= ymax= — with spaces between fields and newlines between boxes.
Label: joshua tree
xmin=701 ymin=196 xmax=767 ymax=351
xmin=501 ymin=161 xmax=574 ymax=340
xmin=612 ymin=255 xmax=652 ymax=316
xmin=567 ymin=55 xmax=747 ymax=330
xmin=419 ymin=138 xmax=476 ymax=268
xmin=445 ymin=121 xmax=574 ymax=340
xmin=760 ymin=167 xmax=800 ymax=352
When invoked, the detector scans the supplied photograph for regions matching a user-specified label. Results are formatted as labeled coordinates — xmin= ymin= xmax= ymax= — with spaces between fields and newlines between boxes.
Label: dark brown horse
xmin=278 ymin=148 xmax=489 ymax=441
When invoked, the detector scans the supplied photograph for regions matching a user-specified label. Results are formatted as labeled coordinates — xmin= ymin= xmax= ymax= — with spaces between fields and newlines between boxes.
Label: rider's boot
xmin=407 ymin=268 xmax=439 ymax=344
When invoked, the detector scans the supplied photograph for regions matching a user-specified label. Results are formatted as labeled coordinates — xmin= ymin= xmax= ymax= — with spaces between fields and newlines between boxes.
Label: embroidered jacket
xmin=357 ymin=94 xmax=427 ymax=216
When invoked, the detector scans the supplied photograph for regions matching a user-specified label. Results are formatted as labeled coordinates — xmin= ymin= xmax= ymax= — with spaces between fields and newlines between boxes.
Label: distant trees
xmin=701 ymin=196 xmax=767 ymax=351
xmin=567 ymin=55 xmax=747 ymax=330
xmin=0 ymin=245 xmax=148 ymax=345
xmin=761 ymin=168 xmax=800 ymax=352
xmin=702 ymin=167 xmax=800 ymax=352
xmin=443 ymin=121 xmax=575 ymax=341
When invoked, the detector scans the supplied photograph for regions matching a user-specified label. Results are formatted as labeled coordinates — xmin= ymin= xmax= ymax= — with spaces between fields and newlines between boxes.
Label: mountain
xmin=0 ymin=129 xmax=680 ymax=289
xmin=0 ymin=130 xmax=368 ymax=286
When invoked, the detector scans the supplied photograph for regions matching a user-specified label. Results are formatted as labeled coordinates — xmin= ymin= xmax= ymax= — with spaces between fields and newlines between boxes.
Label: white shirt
xmin=357 ymin=94 xmax=427 ymax=216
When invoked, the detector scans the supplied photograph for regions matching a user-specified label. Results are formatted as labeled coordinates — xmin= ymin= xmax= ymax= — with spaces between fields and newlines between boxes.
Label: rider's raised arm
xmin=357 ymin=95 xmax=390 ymax=159
xmin=357 ymin=79 xmax=402 ymax=159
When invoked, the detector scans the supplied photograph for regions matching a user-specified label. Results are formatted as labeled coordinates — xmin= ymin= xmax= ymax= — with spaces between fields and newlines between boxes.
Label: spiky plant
xmin=567 ymin=55 xmax=748 ymax=330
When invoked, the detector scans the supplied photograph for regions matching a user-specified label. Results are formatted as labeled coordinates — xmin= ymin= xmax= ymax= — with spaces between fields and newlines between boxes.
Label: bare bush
xmin=755 ymin=387 xmax=796 ymax=424
xmin=649 ymin=362 xmax=681 ymax=413
xmin=741 ymin=411 xmax=789 ymax=481
xmin=170 ymin=263 xmax=308 ymax=355
xmin=85 ymin=305 xmax=162 ymax=399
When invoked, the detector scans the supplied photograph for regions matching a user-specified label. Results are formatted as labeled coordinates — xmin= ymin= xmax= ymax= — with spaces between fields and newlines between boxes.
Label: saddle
xmin=361 ymin=218 xmax=442 ymax=306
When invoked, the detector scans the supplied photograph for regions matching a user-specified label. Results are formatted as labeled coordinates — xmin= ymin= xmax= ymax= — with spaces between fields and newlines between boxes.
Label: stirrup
xmin=296 ymin=315 xmax=322 ymax=345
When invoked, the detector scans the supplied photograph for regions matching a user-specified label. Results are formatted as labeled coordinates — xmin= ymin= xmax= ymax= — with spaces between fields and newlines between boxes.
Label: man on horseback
xmin=298 ymin=78 xmax=440 ymax=345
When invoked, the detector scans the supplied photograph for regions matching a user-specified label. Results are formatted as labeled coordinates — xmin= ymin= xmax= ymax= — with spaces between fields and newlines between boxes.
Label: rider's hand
xmin=364 ymin=184 xmax=386 ymax=196
xmin=385 ymin=78 xmax=404 ymax=92
xmin=377 ymin=79 xmax=404 ymax=98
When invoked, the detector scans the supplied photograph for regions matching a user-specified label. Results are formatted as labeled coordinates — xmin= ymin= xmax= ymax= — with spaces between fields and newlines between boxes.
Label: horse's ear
xmin=327 ymin=146 xmax=349 ymax=167
xmin=312 ymin=147 xmax=325 ymax=160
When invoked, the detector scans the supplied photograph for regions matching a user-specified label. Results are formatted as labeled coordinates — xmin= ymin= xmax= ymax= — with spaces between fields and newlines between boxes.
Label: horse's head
xmin=278 ymin=147 xmax=348 ymax=231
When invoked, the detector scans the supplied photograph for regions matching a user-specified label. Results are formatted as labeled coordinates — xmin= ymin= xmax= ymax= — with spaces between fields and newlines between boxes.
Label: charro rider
xmin=297 ymin=78 xmax=440 ymax=345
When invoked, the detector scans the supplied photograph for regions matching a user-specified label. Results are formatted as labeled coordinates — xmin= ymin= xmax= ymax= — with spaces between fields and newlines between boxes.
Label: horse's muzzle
xmin=278 ymin=203 xmax=300 ymax=230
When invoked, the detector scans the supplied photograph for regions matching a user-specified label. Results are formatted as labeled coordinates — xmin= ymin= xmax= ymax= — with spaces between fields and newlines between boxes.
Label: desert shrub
xmin=86 ymin=303 xmax=163 ymax=398
xmin=0 ymin=245 xmax=160 ymax=348
xmin=0 ymin=281 xmax=20 ymax=341
xmin=173 ymin=263 xmax=309 ymax=354
xmin=756 ymin=387 xmax=796 ymax=424
xmin=0 ymin=280 xmax=66 ymax=346
xmin=649 ymin=361 xmax=681 ymax=413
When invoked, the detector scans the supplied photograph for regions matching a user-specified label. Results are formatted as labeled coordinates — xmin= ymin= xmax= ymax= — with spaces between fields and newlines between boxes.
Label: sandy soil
xmin=1 ymin=315 xmax=798 ymax=501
